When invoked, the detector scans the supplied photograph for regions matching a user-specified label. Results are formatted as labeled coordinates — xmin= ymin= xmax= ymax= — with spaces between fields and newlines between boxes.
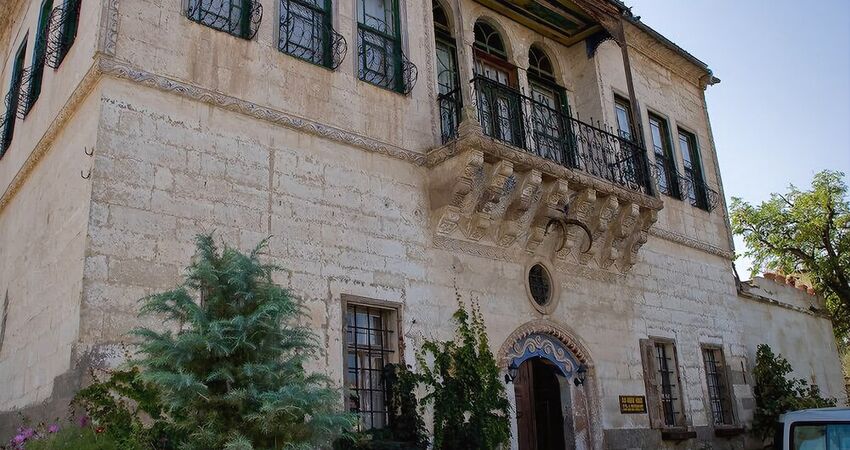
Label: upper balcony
xmin=426 ymin=1 xmax=671 ymax=273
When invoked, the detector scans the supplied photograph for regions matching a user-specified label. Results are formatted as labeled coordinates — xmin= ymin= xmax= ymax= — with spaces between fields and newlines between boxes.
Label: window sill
xmin=660 ymin=428 xmax=696 ymax=441
xmin=714 ymin=425 xmax=745 ymax=438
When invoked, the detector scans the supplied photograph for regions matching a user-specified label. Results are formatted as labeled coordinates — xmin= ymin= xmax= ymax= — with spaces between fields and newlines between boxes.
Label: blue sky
xmin=630 ymin=0 xmax=850 ymax=277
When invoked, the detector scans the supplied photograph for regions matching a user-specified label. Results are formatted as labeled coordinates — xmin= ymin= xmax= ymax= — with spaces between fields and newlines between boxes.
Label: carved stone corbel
xmin=600 ymin=202 xmax=639 ymax=269
xmin=619 ymin=208 xmax=658 ymax=271
xmin=526 ymin=179 xmax=569 ymax=252
xmin=465 ymin=160 xmax=514 ymax=241
xmin=578 ymin=195 xmax=619 ymax=265
xmin=498 ymin=169 xmax=542 ymax=247
xmin=430 ymin=149 xmax=484 ymax=237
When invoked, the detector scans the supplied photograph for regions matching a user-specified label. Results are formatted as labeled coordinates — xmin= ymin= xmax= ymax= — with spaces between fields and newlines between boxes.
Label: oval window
xmin=528 ymin=263 xmax=552 ymax=306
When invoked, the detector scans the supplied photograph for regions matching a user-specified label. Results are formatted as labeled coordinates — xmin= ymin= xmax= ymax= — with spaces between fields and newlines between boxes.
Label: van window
xmin=793 ymin=424 xmax=850 ymax=450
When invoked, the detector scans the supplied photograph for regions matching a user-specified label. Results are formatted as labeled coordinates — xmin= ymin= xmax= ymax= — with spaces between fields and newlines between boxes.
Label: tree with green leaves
xmin=416 ymin=302 xmax=510 ymax=450
xmin=730 ymin=170 xmax=850 ymax=337
xmin=132 ymin=234 xmax=355 ymax=450
xmin=751 ymin=344 xmax=835 ymax=444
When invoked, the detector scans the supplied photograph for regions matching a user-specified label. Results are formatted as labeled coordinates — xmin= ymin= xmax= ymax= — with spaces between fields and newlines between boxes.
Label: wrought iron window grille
xmin=345 ymin=304 xmax=396 ymax=430
xmin=650 ymin=166 xmax=719 ymax=212
xmin=279 ymin=0 xmax=346 ymax=69
xmin=702 ymin=348 xmax=732 ymax=425
xmin=15 ymin=68 xmax=35 ymax=119
xmin=0 ymin=112 xmax=13 ymax=155
xmin=655 ymin=343 xmax=679 ymax=427
xmin=357 ymin=18 xmax=417 ymax=94
xmin=186 ymin=0 xmax=263 ymax=40
xmin=45 ymin=0 xmax=81 ymax=69
xmin=438 ymin=87 xmax=461 ymax=144
xmin=462 ymin=76 xmax=653 ymax=195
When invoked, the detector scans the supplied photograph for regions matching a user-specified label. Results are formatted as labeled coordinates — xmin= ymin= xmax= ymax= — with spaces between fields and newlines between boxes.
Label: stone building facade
xmin=0 ymin=0 xmax=844 ymax=448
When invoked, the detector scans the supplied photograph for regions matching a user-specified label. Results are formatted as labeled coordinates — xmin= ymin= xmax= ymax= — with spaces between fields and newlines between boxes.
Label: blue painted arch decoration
xmin=505 ymin=332 xmax=581 ymax=379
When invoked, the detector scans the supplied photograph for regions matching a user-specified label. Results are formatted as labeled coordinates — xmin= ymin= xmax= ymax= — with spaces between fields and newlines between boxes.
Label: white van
xmin=775 ymin=408 xmax=850 ymax=450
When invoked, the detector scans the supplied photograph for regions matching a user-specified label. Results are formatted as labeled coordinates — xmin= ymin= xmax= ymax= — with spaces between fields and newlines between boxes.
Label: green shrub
xmin=24 ymin=427 xmax=140 ymax=450
xmin=131 ymin=235 xmax=355 ymax=449
xmin=752 ymin=343 xmax=836 ymax=443
xmin=417 ymin=301 xmax=510 ymax=450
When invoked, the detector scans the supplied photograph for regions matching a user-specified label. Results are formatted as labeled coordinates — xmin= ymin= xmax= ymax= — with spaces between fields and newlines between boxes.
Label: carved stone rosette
xmin=427 ymin=127 xmax=663 ymax=273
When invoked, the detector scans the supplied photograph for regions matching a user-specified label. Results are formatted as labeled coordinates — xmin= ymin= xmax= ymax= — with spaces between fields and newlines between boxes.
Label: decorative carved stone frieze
xmin=427 ymin=127 xmax=663 ymax=273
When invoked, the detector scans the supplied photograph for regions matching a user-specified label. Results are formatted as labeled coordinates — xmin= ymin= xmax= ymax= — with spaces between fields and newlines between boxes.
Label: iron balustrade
xmin=679 ymin=173 xmax=719 ymax=212
xmin=279 ymin=0 xmax=347 ymax=69
xmin=45 ymin=0 xmax=81 ymax=68
xmin=438 ymin=87 xmax=461 ymax=144
xmin=186 ymin=0 xmax=263 ymax=40
xmin=454 ymin=76 xmax=653 ymax=195
xmin=651 ymin=165 xmax=720 ymax=212
xmin=15 ymin=68 xmax=34 ymax=119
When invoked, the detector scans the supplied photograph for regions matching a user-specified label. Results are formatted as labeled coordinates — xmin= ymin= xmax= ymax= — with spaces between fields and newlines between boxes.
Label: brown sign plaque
xmin=619 ymin=395 xmax=647 ymax=414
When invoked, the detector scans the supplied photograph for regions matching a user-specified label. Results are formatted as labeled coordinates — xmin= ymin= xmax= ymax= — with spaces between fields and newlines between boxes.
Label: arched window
xmin=472 ymin=20 xmax=521 ymax=146
xmin=527 ymin=45 xmax=571 ymax=165
xmin=434 ymin=1 xmax=460 ymax=142
xmin=473 ymin=21 xmax=506 ymax=60
xmin=528 ymin=45 xmax=555 ymax=82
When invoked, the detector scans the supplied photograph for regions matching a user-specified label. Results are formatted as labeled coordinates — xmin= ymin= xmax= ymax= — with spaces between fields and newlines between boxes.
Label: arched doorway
xmin=499 ymin=322 xmax=601 ymax=450
xmin=514 ymin=357 xmax=571 ymax=450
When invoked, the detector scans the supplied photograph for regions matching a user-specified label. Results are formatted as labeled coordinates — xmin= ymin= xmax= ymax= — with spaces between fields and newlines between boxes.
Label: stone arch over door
xmin=498 ymin=320 xmax=603 ymax=450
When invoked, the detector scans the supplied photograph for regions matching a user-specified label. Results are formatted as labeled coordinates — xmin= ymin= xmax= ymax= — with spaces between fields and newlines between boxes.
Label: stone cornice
xmin=648 ymin=227 xmax=733 ymax=260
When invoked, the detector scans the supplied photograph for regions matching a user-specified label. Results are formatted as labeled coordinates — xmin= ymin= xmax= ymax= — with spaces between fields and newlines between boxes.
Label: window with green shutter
xmin=2 ymin=39 xmax=29 ymax=156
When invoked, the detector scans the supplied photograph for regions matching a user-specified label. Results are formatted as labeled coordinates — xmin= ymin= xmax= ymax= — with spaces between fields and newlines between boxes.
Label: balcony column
xmin=453 ymin=5 xmax=480 ymax=128
xmin=616 ymin=16 xmax=654 ymax=196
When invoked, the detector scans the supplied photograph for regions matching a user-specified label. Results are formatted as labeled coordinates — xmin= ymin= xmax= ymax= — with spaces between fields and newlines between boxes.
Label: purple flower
xmin=13 ymin=434 xmax=25 ymax=444
xmin=48 ymin=424 xmax=60 ymax=433
xmin=77 ymin=415 xmax=90 ymax=428
xmin=20 ymin=428 xmax=34 ymax=439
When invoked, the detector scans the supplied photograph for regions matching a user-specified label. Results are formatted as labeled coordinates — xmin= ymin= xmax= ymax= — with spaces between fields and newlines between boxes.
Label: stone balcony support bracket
xmin=427 ymin=128 xmax=664 ymax=273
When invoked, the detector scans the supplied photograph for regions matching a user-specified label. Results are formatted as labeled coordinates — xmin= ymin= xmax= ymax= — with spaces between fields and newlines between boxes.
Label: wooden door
xmin=515 ymin=361 xmax=537 ymax=450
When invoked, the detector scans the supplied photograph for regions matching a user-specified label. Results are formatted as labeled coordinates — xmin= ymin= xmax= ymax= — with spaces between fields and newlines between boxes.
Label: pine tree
xmin=132 ymin=234 xmax=355 ymax=450
xmin=417 ymin=301 xmax=510 ymax=450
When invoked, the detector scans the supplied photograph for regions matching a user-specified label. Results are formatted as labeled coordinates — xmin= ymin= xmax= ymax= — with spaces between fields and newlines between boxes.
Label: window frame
xmin=278 ymin=0 xmax=339 ymax=69
xmin=2 ymin=38 xmax=29 ymax=156
xmin=647 ymin=112 xmax=680 ymax=199
xmin=527 ymin=53 xmax=571 ymax=166
xmin=341 ymin=294 xmax=403 ymax=431
xmin=614 ymin=94 xmax=634 ymax=142
xmin=186 ymin=0 xmax=256 ymax=40
xmin=356 ymin=0 xmax=408 ymax=94
xmin=700 ymin=345 xmax=736 ymax=427
xmin=433 ymin=1 xmax=461 ymax=143
xmin=789 ymin=421 xmax=850 ymax=450
xmin=677 ymin=127 xmax=710 ymax=211
xmin=640 ymin=337 xmax=687 ymax=430
xmin=27 ymin=0 xmax=54 ymax=115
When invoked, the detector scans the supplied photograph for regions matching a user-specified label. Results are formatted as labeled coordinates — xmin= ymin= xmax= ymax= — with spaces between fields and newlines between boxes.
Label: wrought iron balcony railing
xmin=438 ymin=87 xmax=461 ymax=144
xmin=186 ymin=0 xmax=263 ymax=40
xmin=279 ymin=0 xmax=347 ymax=69
xmin=1 ymin=88 xmax=19 ymax=154
xmin=650 ymin=164 xmax=720 ymax=212
xmin=439 ymin=76 xmax=654 ymax=195
xmin=46 ymin=0 xmax=82 ymax=69
xmin=679 ymin=173 xmax=720 ymax=212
